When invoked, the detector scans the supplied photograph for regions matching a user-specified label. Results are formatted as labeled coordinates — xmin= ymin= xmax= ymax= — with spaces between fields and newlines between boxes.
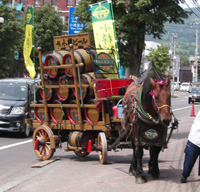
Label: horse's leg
xmin=135 ymin=146 xmax=147 ymax=183
xmin=129 ymin=142 xmax=147 ymax=183
xmin=129 ymin=142 xmax=137 ymax=176
xmin=148 ymin=146 xmax=162 ymax=178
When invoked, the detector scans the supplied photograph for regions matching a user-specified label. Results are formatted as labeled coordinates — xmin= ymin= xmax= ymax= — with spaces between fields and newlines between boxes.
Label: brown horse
xmin=122 ymin=68 xmax=177 ymax=183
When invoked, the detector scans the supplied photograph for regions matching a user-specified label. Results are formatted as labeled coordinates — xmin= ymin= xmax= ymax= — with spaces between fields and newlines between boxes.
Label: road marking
xmin=0 ymin=139 xmax=32 ymax=150
xmin=172 ymin=105 xmax=200 ymax=112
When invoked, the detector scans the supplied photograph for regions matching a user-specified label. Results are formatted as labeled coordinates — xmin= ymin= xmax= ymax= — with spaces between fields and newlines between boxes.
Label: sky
xmin=180 ymin=0 xmax=200 ymax=9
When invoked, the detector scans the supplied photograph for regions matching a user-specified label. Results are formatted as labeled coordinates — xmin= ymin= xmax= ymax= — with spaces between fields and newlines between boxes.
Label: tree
xmin=75 ymin=0 xmax=189 ymax=75
xmin=180 ymin=55 xmax=190 ymax=66
xmin=34 ymin=5 xmax=63 ymax=54
xmin=0 ymin=0 xmax=24 ymax=78
xmin=146 ymin=45 xmax=171 ymax=74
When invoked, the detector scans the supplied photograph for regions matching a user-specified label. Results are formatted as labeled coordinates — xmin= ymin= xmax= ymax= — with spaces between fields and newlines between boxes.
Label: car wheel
xmin=21 ymin=123 xmax=31 ymax=137
xmin=188 ymin=99 xmax=191 ymax=104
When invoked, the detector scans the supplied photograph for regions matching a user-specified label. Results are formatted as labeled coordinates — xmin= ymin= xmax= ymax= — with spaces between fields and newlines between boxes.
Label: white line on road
xmin=172 ymin=105 xmax=200 ymax=112
xmin=0 ymin=105 xmax=199 ymax=151
xmin=0 ymin=139 xmax=32 ymax=151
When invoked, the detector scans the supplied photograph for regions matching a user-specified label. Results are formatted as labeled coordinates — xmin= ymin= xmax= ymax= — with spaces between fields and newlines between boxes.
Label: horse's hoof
xmin=135 ymin=175 xmax=147 ymax=184
xmin=150 ymin=173 xmax=160 ymax=179
xmin=129 ymin=170 xmax=136 ymax=176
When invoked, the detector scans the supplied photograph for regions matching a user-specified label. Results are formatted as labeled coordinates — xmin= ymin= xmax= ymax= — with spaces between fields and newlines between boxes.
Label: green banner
xmin=91 ymin=1 xmax=120 ymax=78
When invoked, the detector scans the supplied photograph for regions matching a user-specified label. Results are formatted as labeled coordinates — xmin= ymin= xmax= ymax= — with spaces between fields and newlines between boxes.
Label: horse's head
xmin=149 ymin=77 xmax=171 ymax=127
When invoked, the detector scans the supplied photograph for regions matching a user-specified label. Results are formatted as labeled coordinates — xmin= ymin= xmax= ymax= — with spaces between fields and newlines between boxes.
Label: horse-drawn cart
xmin=28 ymin=33 xmax=133 ymax=164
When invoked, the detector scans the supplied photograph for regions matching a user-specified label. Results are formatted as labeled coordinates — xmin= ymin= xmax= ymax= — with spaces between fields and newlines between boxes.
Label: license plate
xmin=192 ymin=98 xmax=196 ymax=101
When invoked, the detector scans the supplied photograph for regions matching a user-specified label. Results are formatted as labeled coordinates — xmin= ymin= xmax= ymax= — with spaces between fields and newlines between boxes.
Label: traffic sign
xmin=68 ymin=7 xmax=85 ymax=35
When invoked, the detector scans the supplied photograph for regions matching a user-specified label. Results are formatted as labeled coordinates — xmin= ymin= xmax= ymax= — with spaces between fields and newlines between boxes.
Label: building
xmin=179 ymin=66 xmax=192 ymax=83
xmin=141 ymin=41 xmax=161 ymax=72
xmin=10 ymin=0 xmax=81 ymax=23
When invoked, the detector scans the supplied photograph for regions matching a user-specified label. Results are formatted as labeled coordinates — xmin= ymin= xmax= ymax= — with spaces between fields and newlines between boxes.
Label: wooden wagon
xmin=27 ymin=33 xmax=133 ymax=164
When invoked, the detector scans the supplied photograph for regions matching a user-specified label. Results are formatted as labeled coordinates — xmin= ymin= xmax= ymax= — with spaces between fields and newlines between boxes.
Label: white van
xmin=180 ymin=82 xmax=192 ymax=92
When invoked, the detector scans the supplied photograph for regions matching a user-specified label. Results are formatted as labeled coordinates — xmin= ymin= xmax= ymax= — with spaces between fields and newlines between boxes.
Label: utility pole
xmin=169 ymin=33 xmax=177 ymax=96
xmin=191 ymin=19 xmax=199 ymax=82
xmin=195 ymin=21 xmax=199 ymax=82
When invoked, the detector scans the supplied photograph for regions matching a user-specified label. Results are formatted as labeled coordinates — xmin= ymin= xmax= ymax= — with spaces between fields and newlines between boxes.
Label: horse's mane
xmin=137 ymin=63 xmax=163 ymax=85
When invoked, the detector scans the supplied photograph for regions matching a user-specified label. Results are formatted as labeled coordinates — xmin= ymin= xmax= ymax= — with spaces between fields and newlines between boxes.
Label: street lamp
xmin=0 ymin=17 xmax=4 ymax=28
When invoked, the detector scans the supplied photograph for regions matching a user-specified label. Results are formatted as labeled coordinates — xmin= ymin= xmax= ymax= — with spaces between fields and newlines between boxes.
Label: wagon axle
xmin=34 ymin=138 xmax=46 ymax=150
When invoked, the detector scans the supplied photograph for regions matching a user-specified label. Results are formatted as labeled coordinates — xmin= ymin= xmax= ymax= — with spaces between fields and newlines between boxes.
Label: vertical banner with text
xmin=91 ymin=1 xmax=120 ymax=78
xmin=23 ymin=7 xmax=36 ymax=79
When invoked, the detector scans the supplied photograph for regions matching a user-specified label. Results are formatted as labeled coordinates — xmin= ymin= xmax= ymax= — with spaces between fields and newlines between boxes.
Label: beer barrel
xmin=34 ymin=101 xmax=46 ymax=123
xmin=68 ymin=131 xmax=93 ymax=149
xmin=50 ymin=100 xmax=64 ymax=124
xmin=66 ymin=100 xmax=80 ymax=124
xmin=73 ymin=72 xmax=95 ymax=100
xmin=44 ymin=50 xmax=69 ymax=78
xmin=62 ymin=49 xmax=96 ymax=77
xmin=39 ymin=77 xmax=54 ymax=101
xmin=84 ymin=100 xmax=102 ymax=125
xmin=56 ymin=76 xmax=72 ymax=101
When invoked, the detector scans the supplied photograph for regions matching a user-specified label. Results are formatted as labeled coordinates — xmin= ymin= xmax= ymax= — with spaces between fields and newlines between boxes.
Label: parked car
xmin=171 ymin=82 xmax=180 ymax=91
xmin=180 ymin=82 xmax=192 ymax=92
xmin=188 ymin=87 xmax=200 ymax=104
xmin=0 ymin=78 xmax=40 ymax=137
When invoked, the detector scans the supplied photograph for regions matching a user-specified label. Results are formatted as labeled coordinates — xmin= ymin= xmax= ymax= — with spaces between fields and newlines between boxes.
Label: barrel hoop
xmin=75 ymin=50 xmax=86 ymax=72
xmin=54 ymin=51 xmax=64 ymax=59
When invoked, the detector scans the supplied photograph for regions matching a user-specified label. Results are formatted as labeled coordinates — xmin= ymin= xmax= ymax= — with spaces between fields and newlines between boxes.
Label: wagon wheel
xmin=74 ymin=149 xmax=89 ymax=157
xmin=98 ymin=132 xmax=108 ymax=164
xmin=33 ymin=125 xmax=55 ymax=161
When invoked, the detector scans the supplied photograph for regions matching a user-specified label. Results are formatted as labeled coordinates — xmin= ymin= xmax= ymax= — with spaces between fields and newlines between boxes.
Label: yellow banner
xmin=23 ymin=7 xmax=36 ymax=79
xmin=93 ymin=21 xmax=118 ymax=78
xmin=23 ymin=25 xmax=35 ymax=78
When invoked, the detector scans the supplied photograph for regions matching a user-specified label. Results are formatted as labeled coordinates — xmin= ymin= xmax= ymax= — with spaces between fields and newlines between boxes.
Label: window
xmin=60 ymin=16 xmax=65 ymax=24
xmin=35 ymin=0 xmax=41 ymax=5
xmin=67 ymin=0 xmax=73 ymax=6
xmin=76 ymin=0 xmax=81 ymax=5
xmin=20 ymin=0 xmax=25 ymax=4
xmin=52 ymin=0 xmax=57 ymax=5
xmin=44 ymin=0 xmax=49 ymax=5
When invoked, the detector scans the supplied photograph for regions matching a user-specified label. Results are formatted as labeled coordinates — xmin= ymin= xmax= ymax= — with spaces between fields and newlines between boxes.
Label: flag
xmin=23 ymin=7 xmax=36 ymax=79
xmin=91 ymin=0 xmax=120 ymax=78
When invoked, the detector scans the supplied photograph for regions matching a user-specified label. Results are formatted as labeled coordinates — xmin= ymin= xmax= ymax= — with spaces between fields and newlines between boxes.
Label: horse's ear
xmin=164 ymin=77 xmax=171 ymax=87
xmin=150 ymin=77 xmax=156 ymax=87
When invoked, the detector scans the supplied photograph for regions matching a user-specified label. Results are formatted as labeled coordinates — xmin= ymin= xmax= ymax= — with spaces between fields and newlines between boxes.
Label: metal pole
xmin=195 ymin=22 xmax=199 ymax=82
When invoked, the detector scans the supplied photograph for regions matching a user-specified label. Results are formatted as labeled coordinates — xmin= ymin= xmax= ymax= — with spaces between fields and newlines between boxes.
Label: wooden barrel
xmin=34 ymin=101 xmax=46 ymax=123
xmin=68 ymin=131 xmax=94 ymax=149
xmin=39 ymin=77 xmax=54 ymax=101
xmin=66 ymin=100 xmax=80 ymax=124
xmin=73 ymin=72 xmax=95 ymax=100
xmin=56 ymin=76 xmax=72 ymax=101
xmin=84 ymin=100 xmax=102 ymax=125
xmin=44 ymin=50 xmax=69 ymax=78
xmin=62 ymin=49 xmax=96 ymax=77
xmin=50 ymin=100 xmax=64 ymax=124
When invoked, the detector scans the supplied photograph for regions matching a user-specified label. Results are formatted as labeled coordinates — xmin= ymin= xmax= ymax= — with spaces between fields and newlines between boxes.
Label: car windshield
xmin=191 ymin=88 xmax=200 ymax=94
xmin=0 ymin=82 xmax=27 ymax=101
xmin=182 ymin=83 xmax=189 ymax=86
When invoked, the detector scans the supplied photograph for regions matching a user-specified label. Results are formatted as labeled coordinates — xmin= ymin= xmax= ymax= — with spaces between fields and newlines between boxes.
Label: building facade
xmin=10 ymin=0 xmax=81 ymax=23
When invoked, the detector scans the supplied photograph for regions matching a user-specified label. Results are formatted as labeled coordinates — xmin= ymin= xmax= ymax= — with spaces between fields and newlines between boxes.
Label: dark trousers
xmin=182 ymin=140 xmax=200 ymax=177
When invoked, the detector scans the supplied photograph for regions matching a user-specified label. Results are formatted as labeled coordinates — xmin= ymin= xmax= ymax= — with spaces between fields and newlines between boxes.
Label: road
xmin=0 ymin=91 xmax=200 ymax=192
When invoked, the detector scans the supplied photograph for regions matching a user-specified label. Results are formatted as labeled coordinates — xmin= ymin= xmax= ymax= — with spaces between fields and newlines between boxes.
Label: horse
xmin=122 ymin=67 xmax=178 ymax=184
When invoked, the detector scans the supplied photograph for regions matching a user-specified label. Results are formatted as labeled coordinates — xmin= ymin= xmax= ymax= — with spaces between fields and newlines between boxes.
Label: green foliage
xmin=75 ymin=0 xmax=189 ymax=75
xmin=0 ymin=0 xmax=24 ymax=78
xmin=180 ymin=55 xmax=190 ymax=66
xmin=146 ymin=45 xmax=171 ymax=73
xmin=34 ymin=5 xmax=63 ymax=54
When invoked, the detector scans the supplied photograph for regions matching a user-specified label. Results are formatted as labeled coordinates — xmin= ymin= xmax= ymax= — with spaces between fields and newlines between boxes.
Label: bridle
xmin=149 ymin=89 xmax=171 ymax=114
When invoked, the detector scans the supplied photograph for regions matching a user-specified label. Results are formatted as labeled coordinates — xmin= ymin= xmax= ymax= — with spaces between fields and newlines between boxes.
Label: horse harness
xmin=122 ymin=81 xmax=178 ymax=149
